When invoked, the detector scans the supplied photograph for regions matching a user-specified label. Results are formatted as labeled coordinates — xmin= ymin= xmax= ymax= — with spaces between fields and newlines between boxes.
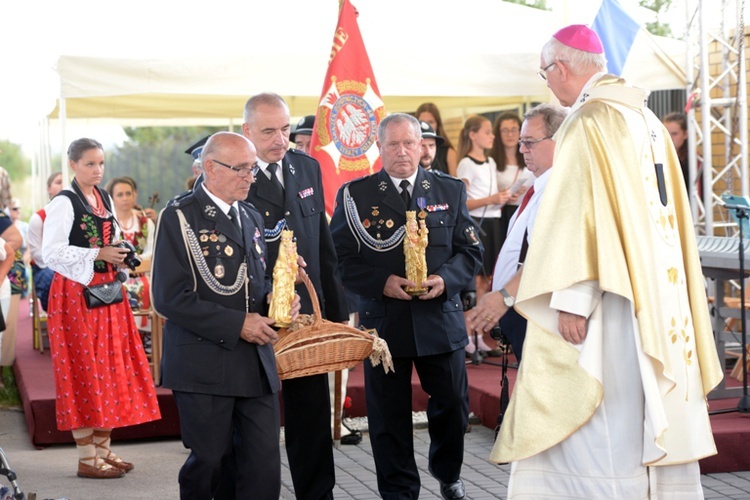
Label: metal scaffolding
xmin=685 ymin=0 xmax=748 ymax=235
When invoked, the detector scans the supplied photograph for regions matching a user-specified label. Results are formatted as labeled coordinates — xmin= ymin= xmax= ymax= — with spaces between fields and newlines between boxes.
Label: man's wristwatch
xmin=499 ymin=288 xmax=515 ymax=308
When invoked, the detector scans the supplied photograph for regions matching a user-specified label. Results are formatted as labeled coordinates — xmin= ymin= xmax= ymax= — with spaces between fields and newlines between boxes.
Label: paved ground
xmin=1 ymin=408 xmax=750 ymax=499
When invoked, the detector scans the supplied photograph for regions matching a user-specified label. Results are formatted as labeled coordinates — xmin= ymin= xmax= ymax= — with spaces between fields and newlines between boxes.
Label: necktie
xmin=400 ymin=179 xmax=411 ymax=207
xmin=516 ymin=185 xmax=535 ymax=217
xmin=228 ymin=205 xmax=241 ymax=233
xmin=268 ymin=163 xmax=284 ymax=199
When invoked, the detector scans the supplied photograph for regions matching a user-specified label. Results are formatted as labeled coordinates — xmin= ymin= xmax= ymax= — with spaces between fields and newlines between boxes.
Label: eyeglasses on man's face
xmin=537 ymin=61 xmax=557 ymax=81
xmin=211 ymin=158 xmax=256 ymax=178
xmin=518 ymin=136 xmax=552 ymax=149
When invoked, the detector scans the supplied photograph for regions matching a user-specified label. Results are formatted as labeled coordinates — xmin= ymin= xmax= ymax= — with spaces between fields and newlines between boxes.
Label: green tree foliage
xmin=640 ymin=0 xmax=674 ymax=38
xmin=0 ymin=140 xmax=30 ymax=182
xmin=123 ymin=126 xmax=221 ymax=146
xmin=504 ymin=0 xmax=549 ymax=10
xmin=106 ymin=126 xmax=224 ymax=211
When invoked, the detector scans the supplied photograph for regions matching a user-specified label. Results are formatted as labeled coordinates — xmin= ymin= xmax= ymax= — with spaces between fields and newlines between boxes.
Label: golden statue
xmin=269 ymin=229 xmax=299 ymax=327
xmin=404 ymin=210 xmax=428 ymax=295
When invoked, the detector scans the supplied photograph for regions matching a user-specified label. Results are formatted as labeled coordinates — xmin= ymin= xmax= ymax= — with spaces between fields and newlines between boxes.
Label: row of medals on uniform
xmin=199 ymin=229 xmax=235 ymax=280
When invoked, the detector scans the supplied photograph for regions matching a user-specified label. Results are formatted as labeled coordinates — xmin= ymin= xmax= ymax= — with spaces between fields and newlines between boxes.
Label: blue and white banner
xmin=591 ymin=0 xmax=642 ymax=76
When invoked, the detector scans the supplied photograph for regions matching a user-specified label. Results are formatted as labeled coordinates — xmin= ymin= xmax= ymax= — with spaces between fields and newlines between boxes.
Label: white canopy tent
xmin=50 ymin=0 xmax=686 ymax=119
xmin=45 ymin=0 xmax=687 ymax=186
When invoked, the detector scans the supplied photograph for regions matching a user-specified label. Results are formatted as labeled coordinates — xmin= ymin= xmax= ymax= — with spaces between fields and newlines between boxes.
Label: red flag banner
xmin=310 ymin=0 xmax=385 ymax=216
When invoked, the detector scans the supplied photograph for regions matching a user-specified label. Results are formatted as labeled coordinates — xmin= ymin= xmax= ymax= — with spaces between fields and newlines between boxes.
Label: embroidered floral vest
xmin=57 ymin=183 xmax=115 ymax=273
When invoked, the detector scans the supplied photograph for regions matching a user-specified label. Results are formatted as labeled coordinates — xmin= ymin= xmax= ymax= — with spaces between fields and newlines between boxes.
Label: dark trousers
xmin=498 ymin=307 xmax=527 ymax=362
xmin=283 ymin=374 xmax=335 ymax=500
xmin=364 ymin=350 xmax=469 ymax=500
xmin=173 ymin=391 xmax=280 ymax=500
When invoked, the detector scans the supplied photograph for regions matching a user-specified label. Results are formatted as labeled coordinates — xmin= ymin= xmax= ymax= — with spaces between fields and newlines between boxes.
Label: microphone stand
xmin=713 ymin=203 xmax=750 ymax=414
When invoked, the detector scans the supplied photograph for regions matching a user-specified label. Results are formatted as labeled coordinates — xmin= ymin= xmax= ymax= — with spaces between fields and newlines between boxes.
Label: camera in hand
xmin=112 ymin=240 xmax=142 ymax=272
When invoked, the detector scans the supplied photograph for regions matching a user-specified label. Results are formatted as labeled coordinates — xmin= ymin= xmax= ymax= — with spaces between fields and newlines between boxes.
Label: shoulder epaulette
xmin=431 ymin=170 xmax=462 ymax=183
xmin=167 ymin=190 xmax=196 ymax=209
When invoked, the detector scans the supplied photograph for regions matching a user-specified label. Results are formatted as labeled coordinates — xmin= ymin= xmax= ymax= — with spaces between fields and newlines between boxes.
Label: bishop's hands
xmin=384 ymin=274 xmax=446 ymax=300
xmin=558 ymin=311 xmax=587 ymax=344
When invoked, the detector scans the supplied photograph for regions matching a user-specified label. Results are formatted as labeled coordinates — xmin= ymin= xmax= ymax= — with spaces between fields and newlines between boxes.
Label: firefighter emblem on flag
xmin=314 ymin=78 xmax=384 ymax=174
xmin=310 ymin=0 xmax=385 ymax=217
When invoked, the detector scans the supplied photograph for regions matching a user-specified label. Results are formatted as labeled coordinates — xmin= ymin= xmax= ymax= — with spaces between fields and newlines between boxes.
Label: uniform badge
xmin=385 ymin=219 xmax=394 ymax=228
xmin=417 ymin=197 xmax=427 ymax=219
xmin=265 ymin=210 xmax=270 ymax=217
xmin=378 ymin=181 xmax=388 ymax=192
xmin=288 ymin=163 xmax=296 ymax=176
xmin=218 ymin=234 xmax=227 ymax=243
xmin=465 ymin=226 xmax=480 ymax=246
xmin=372 ymin=207 xmax=380 ymax=216
xmin=253 ymin=228 xmax=263 ymax=256
xmin=204 ymin=205 xmax=217 ymax=218
xmin=363 ymin=219 xmax=371 ymax=228
xmin=209 ymin=234 xmax=218 ymax=242
xmin=225 ymin=245 xmax=234 ymax=257
xmin=199 ymin=234 xmax=208 ymax=243
xmin=214 ymin=262 xmax=225 ymax=279
xmin=421 ymin=179 xmax=431 ymax=191
xmin=298 ymin=187 xmax=314 ymax=199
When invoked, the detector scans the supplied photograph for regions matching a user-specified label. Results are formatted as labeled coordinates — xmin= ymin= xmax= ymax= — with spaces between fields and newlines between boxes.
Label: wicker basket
xmin=273 ymin=272 xmax=393 ymax=380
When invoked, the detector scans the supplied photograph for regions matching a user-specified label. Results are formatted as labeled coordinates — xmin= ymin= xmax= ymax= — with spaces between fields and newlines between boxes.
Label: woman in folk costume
xmin=106 ymin=177 xmax=154 ymax=346
xmin=43 ymin=138 xmax=161 ymax=479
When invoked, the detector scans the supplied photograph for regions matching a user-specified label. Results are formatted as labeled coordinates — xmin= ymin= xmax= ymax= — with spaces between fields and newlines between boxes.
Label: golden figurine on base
xmin=404 ymin=210 xmax=429 ymax=296
xmin=269 ymin=229 xmax=299 ymax=327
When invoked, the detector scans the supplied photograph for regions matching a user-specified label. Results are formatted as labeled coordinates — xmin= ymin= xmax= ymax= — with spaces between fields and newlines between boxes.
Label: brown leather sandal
xmin=74 ymin=434 xmax=124 ymax=479
xmin=93 ymin=430 xmax=135 ymax=473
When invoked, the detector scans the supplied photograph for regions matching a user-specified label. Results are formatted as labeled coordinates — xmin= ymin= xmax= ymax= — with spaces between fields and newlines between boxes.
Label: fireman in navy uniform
xmin=242 ymin=93 xmax=348 ymax=500
xmin=152 ymin=132 xmax=295 ymax=500
xmin=330 ymin=114 xmax=482 ymax=500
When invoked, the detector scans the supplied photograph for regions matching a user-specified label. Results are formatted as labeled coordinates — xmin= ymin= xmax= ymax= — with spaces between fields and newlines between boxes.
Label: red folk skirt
xmin=47 ymin=270 xmax=161 ymax=431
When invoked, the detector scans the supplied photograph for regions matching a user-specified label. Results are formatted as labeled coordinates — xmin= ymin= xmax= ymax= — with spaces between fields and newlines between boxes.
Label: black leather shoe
xmin=438 ymin=479 xmax=465 ymax=500
xmin=340 ymin=430 xmax=362 ymax=445
xmin=429 ymin=467 xmax=466 ymax=500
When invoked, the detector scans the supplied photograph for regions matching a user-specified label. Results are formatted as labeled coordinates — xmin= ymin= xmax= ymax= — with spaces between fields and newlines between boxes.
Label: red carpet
xmin=14 ymin=299 xmax=750 ymax=472
xmin=343 ymin=355 xmax=750 ymax=475
xmin=13 ymin=299 xmax=180 ymax=448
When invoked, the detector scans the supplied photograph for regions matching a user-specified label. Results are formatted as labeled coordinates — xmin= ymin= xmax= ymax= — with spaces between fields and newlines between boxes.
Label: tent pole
xmin=60 ymin=98 xmax=69 ymax=186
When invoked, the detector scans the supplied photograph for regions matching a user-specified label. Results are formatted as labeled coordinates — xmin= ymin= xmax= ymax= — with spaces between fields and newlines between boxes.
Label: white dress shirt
xmin=491 ymin=169 xmax=552 ymax=289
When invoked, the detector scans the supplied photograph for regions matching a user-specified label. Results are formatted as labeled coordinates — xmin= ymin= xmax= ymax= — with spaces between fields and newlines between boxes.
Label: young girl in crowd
xmin=457 ymin=116 xmax=510 ymax=354
xmin=490 ymin=112 xmax=532 ymax=248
